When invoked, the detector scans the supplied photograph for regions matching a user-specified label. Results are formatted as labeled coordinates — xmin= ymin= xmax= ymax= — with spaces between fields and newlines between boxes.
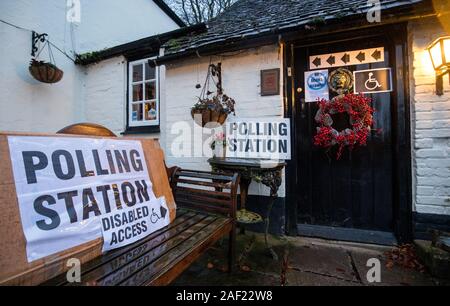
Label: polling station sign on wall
xmin=7 ymin=136 xmax=170 ymax=262
xmin=226 ymin=118 xmax=291 ymax=160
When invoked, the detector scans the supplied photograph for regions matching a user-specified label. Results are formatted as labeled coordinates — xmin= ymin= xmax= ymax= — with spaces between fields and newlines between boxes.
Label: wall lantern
xmin=427 ymin=36 xmax=450 ymax=96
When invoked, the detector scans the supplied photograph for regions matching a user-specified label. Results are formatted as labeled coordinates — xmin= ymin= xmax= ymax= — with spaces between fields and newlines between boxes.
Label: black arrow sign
xmin=372 ymin=49 xmax=382 ymax=60
xmin=312 ymin=57 xmax=321 ymax=67
xmin=327 ymin=55 xmax=335 ymax=66
xmin=160 ymin=205 xmax=167 ymax=219
xmin=356 ymin=52 xmax=366 ymax=63
xmin=341 ymin=53 xmax=350 ymax=64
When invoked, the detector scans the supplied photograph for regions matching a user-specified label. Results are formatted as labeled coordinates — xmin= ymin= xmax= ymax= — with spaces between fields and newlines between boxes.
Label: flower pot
xmin=191 ymin=109 xmax=228 ymax=127
xmin=29 ymin=60 xmax=64 ymax=84
xmin=213 ymin=145 xmax=226 ymax=159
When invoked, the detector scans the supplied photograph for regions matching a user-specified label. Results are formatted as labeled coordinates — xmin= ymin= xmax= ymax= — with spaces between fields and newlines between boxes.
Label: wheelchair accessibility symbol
xmin=150 ymin=208 xmax=161 ymax=224
xmin=354 ymin=68 xmax=393 ymax=94
xmin=365 ymin=73 xmax=382 ymax=91
xmin=150 ymin=205 xmax=168 ymax=224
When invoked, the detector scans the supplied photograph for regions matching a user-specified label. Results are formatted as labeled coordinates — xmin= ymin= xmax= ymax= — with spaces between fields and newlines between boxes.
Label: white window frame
xmin=128 ymin=57 xmax=160 ymax=127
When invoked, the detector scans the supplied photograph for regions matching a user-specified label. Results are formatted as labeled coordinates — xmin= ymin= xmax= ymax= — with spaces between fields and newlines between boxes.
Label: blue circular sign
xmin=307 ymin=72 xmax=327 ymax=90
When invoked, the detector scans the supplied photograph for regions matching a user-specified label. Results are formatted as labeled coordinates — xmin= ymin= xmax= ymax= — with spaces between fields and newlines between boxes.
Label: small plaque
xmin=261 ymin=69 xmax=280 ymax=96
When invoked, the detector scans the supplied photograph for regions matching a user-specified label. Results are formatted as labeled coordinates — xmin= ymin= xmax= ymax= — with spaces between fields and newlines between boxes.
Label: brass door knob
xmin=297 ymin=87 xmax=303 ymax=93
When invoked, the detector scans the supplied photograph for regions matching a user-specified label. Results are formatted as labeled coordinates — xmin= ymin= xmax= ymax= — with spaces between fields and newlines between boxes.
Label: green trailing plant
xmin=75 ymin=49 xmax=108 ymax=65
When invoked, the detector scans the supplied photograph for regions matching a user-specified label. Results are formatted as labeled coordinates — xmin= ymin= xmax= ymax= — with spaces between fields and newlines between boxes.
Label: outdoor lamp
xmin=427 ymin=36 xmax=450 ymax=96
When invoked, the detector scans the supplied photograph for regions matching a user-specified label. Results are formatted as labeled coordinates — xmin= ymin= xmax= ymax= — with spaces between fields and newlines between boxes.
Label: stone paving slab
xmin=350 ymin=250 xmax=435 ymax=286
xmin=174 ymin=232 xmax=443 ymax=286
xmin=286 ymin=269 xmax=361 ymax=286
xmin=287 ymin=244 xmax=358 ymax=282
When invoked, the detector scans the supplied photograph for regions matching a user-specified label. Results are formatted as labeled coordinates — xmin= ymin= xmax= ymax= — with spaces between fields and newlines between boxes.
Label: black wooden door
xmin=294 ymin=36 xmax=397 ymax=234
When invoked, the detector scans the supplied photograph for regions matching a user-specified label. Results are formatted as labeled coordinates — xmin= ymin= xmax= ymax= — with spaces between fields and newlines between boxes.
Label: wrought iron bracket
xmin=31 ymin=31 xmax=48 ymax=57
xmin=209 ymin=63 xmax=223 ymax=94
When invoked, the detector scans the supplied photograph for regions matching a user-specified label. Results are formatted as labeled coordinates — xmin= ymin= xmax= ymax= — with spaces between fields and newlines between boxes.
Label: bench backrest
xmin=0 ymin=132 xmax=176 ymax=285
xmin=171 ymin=169 xmax=239 ymax=219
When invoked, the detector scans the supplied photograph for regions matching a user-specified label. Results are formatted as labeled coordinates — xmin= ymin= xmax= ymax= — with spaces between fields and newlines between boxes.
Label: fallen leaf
xmin=336 ymin=268 xmax=346 ymax=273
xmin=207 ymin=263 xmax=214 ymax=269
xmin=241 ymin=265 xmax=251 ymax=272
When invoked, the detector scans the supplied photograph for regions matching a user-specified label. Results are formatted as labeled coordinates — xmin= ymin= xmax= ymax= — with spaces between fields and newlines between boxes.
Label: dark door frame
xmin=283 ymin=23 xmax=413 ymax=244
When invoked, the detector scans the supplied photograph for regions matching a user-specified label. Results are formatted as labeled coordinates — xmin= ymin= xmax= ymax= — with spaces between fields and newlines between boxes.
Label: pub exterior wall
xmin=162 ymin=45 xmax=286 ymax=197
xmin=0 ymin=0 xmax=179 ymax=134
xmin=408 ymin=17 xmax=450 ymax=215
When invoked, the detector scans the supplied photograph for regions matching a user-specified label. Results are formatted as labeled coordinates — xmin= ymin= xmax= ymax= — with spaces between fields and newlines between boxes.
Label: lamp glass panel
xmin=430 ymin=42 xmax=443 ymax=69
xmin=443 ymin=38 xmax=450 ymax=65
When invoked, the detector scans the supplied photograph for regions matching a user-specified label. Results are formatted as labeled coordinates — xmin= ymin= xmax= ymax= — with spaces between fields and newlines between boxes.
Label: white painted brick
xmin=416 ymin=204 xmax=450 ymax=215
xmin=414 ymin=94 xmax=449 ymax=103
xmin=414 ymin=85 xmax=436 ymax=94
xmin=417 ymin=186 xmax=434 ymax=196
xmin=414 ymin=138 xmax=433 ymax=149
xmin=416 ymin=176 xmax=450 ymax=187
xmin=413 ymin=103 xmax=433 ymax=112
xmin=413 ymin=75 xmax=436 ymax=86
xmin=416 ymin=196 xmax=450 ymax=206
xmin=415 ymin=129 xmax=450 ymax=139
xmin=416 ymin=150 xmax=444 ymax=160
xmin=436 ymin=187 xmax=450 ymax=197
xmin=415 ymin=111 xmax=450 ymax=121
xmin=416 ymin=121 xmax=433 ymax=129
xmin=433 ymin=102 xmax=450 ymax=111
xmin=421 ymin=158 xmax=450 ymax=168
xmin=416 ymin=166 xmax=435 ymax=176
xmin=433 ymin=120 xmax=450 ymax=129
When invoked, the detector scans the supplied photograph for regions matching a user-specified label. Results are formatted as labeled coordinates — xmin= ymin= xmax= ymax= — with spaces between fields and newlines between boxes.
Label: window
xmin=128 ymin=58 xmax=159 ymax=128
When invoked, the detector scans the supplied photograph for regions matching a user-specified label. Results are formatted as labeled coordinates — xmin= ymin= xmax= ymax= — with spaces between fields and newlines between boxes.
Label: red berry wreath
xmin=314 ymin=94 xmax=374 ymax=160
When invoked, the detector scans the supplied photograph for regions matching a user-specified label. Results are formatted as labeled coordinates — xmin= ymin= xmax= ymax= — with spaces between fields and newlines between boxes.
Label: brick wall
xmin=409 ymin=18 xmax=450 ymax=215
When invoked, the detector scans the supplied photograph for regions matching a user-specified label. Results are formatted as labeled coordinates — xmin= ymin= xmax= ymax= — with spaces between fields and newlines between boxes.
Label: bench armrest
xmin=170 ymin=168 xmax=240 ymax=219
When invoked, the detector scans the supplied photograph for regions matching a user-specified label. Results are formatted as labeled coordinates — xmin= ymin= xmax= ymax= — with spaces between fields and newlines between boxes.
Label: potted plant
xmin=210 ymin=132 xmax=227 ymax=158
xmin=29 ymin=59 xmax=64 ymax=84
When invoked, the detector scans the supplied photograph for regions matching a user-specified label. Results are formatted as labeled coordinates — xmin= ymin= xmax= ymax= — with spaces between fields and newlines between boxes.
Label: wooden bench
xmin=41 ymin=169 xmax=239 ymax=286
xmin=26 ymin=123 xmax=239 ymax=286
xmin=0 ymin=124 xmax=239 ymax=286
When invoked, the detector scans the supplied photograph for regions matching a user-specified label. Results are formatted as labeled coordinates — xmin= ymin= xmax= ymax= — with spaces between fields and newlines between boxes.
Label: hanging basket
xmin=191 ymin=63 xmax=235 ymax=128
xmin=191 ymin=108 xmax=228 ymax=127
xmin=29 ymin=59 xmax=64 ymax=84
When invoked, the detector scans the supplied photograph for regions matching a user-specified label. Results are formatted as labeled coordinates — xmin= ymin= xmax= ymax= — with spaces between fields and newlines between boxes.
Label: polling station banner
xmin=7 ymin=136 xmax=170 ymax=262
xmin=226 ymin=118 xmax=291 ymax=160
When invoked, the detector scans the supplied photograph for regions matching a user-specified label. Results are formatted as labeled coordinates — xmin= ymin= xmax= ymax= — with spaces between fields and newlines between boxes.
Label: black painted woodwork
xmin=284 ymin=24 xmax=413 ymax=243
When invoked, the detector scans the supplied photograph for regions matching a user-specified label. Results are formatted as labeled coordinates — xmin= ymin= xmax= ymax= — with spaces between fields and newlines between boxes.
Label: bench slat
xmin=175 ymin=171 xmax=234 ymax=181
xmin=43 ymin=209 xmax=196 ymax=286
xmin=69 ymin=212 xmax=212 ymax=286
xmin=175 ymin=192 xmax=231 ymax=207
xmin=175 ymin=186 xmax=231 ymax=200
xmin=120 ymin=218 xmax=231 ymax=286
xmin=176 ymin=178 xmax=231 ymax=189
xmin=176 ymin=199 xmax=230 ymax=215
xmin=69 ymin=214 xmax=219 ymax=286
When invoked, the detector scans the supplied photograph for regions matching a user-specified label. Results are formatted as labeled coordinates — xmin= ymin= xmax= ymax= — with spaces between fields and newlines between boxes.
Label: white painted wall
xmin=408 ymin=17 xmax=450 ymax=215
xmin=162 ymin=45 xmax=286 ymax=197
xmin=76 ymin=0 xmax=180 ymax=53
xmin=84 ymin=56 xmax=127 ymax=135
xmin=0 ymin=0 xmax=84 ymax=133
xmin=0 ymin=0 xmax=179 ymax=133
